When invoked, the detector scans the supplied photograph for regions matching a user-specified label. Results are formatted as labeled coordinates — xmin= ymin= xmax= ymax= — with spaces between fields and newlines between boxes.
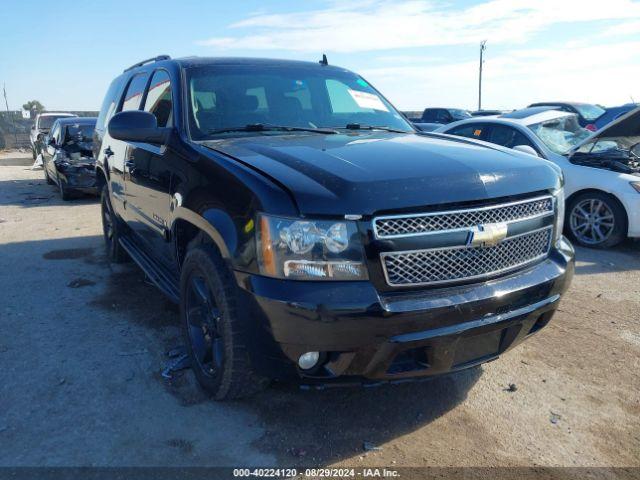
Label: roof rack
xmin=123 ymin=55 xmax=171 ymax=72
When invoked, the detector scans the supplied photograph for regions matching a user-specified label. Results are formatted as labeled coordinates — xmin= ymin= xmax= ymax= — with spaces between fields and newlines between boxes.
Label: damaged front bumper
xmin=236 ymin=238 xmax=575 ymax=383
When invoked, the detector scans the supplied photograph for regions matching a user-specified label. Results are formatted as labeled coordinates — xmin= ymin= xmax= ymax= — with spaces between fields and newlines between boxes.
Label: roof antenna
xmin=319 ymin=54 xmax=328 ymax=66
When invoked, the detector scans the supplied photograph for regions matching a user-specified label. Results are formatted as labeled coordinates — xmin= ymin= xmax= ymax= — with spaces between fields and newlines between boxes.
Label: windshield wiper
xmin=340 ymin=123 xmax=410 ymax=133
xmin=208 ymin=124 xmax=338 ymax=135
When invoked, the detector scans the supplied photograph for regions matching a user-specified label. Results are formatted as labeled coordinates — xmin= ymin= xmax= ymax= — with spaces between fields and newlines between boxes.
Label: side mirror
xmin=48 ymin=137 xmax=56 ymax=146
xmin=513 ymin=145 xmax=539 ymax=157
xmin=31 ymin=125 xmax=36 ymax=130
xmin=108 ymin=110 xmax=169 ymax=144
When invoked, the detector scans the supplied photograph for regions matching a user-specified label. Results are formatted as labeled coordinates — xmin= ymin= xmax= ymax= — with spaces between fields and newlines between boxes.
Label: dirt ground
xmin=0 ymin=163 xmax=639 ymax=473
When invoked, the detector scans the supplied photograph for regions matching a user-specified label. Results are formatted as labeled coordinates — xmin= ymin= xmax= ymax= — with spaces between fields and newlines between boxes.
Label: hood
xmin=203 ymin=132 xmax=560 ymax=216
xmin=570 ymin=106 xmax=640 ymax=154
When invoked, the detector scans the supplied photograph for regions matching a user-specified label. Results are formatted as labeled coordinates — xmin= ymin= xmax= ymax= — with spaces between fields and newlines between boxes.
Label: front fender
xmin=172 ymin=205 xmax=233 ymax=259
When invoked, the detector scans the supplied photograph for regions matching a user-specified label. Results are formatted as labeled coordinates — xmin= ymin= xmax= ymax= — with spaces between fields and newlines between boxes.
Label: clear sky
xmin=2 ymin=0 xmax=640 ymax=112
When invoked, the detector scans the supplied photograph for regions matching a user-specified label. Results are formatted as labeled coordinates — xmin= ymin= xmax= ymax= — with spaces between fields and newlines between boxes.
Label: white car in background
xmin=435 ymin=106 xmax=640 ymax=248
xmin=30 ymin=112 xmax=77 ymax=159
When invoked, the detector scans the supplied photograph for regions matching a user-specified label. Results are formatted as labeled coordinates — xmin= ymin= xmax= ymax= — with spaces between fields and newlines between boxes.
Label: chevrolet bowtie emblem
xmin=468 ymin=223 xmax=509 ymax=248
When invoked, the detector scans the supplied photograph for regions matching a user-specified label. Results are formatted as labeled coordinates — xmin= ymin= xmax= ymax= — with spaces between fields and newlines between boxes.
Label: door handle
xmin=125 ymin=160 xmax=135 ymax=169
xmin=104 ymin=146 xmax=114 ymax=158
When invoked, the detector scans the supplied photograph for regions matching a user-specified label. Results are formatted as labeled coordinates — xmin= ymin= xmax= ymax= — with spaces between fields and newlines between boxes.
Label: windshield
xmin=39 ymin=115 xmax=72 ymax=130
xmin=186 ymin=65 xmax=413 ymax=139
xmin=573 ymin=104 xmax=605 ymax=121
xmin=529 ymin=115 xmax=591 ymax=155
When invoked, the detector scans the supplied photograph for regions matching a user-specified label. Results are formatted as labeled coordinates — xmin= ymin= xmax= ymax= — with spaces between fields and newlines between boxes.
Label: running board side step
xmin=119 ymin=235 xmax=180 ymax=304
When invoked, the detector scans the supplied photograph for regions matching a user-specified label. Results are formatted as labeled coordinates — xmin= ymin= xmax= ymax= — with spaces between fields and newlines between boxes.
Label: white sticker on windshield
xmin=348 ymin=89 xmax=389 ymax=112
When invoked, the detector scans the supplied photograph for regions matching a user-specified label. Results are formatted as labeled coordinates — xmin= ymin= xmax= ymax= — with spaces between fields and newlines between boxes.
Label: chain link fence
xmin=0 ymin=111 xmax=98 ymax=150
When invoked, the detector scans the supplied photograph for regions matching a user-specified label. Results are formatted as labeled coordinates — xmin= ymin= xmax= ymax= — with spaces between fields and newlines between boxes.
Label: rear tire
xmin=180 ymin=237 xmax=267 ymax=400
xmin=566 ymin=191 xmax=626 ymax=248
xmin=100 ymin=184 xmax=129 ymax=263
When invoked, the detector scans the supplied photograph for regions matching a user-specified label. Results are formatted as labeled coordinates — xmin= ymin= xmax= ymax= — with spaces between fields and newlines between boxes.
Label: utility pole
xmin=478 ymin=40 xmax=487 ymax=111
xmin=3 ymin=83 xmax=19 ymax=148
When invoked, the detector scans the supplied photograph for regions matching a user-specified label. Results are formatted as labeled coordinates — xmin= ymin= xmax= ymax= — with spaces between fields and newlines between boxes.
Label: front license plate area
xmin=453 ymin=330 xmax=502 ymax=366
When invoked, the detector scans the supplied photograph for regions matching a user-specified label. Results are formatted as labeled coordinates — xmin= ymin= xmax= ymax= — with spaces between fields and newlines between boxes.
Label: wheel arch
xmin=172 ymin=207 xmax=234 ymax=269
xmin=566 ymin=188 xmax=629 ymax=235
xmin=95 ymin=165 xmax=108 ymax=191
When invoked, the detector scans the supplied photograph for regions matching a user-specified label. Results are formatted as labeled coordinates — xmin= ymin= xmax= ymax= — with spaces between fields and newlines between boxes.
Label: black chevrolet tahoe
xmin=94 ymin=55 xmax=575 ymax=400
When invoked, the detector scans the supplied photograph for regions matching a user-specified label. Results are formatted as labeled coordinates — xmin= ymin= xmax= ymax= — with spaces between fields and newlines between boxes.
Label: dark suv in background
xmin=94 ymin=55 xmax=574 ymax=399
xmin=42 ymin=117 xmax=98 ymax=200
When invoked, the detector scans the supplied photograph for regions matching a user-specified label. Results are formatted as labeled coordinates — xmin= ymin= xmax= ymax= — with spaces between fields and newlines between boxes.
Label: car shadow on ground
xmin=573 ymin=239 xmax=640 ymax=275
xmin=0 ymin=227 xmax=483 ymax=467
xmin=0 ymin=175 xmax=99 ymax=207
xmin=86 ymin=244 xmax=482 ymax=465
xmin=247 ymin=368 xmax=482 ymax=464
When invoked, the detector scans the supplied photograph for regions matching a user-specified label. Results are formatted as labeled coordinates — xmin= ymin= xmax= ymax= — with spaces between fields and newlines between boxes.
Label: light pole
xmin=478 ymin=40 xmax=487 ymax=111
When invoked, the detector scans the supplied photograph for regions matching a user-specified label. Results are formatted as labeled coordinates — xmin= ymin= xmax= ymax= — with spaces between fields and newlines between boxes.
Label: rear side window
xmin=435 ymin=110 xmax=451 ymax=122
xmin=144 ymin=70 xmax=173 ymax=127
xmin=96 ymin=77 xmax=124 ymax=131
xmin=421 ymin=109 xmax=437 ymax=122
xmin=448 ymin=124 xmax=485 ymax=139
xmin=486 ymin=125 xmax=534 ymax=149
xmin=122 ymin=73 xmax=149 ymax=112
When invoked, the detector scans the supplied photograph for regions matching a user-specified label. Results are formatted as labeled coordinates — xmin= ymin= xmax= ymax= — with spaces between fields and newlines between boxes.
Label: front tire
xmin=100 ymin=185 xmax=128 ymax=263
xmin=44 ymin=167 xmax=54 ymax=185
xmin=566 ymin=192 xmax=626 ymax=248
xmin=58 ymin=177 xmax=71 ymax=201
xmin=180 ymin=239 xmax=267 ymax=400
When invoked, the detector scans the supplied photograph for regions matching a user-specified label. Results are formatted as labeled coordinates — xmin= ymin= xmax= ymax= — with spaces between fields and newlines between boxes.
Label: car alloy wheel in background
xmin=568 ymin=193 xmax=626 ymax=248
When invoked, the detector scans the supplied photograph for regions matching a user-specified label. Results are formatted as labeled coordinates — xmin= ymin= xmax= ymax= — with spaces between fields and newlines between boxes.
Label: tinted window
xmin=448 ymin=124 xmax=485 ymax=139
xmin=96 ymin=77 xmax=124 ymax=131
xmin=144 ymin=70 xmax=173 ymax=127
xmin=486 ymin=125 xmax=533 ymax=149
xmin=421 ymin=109 xmax=437 ymax=122
xmin=436 ymin=110 xmax=451 ymax=122
xmin=122 ymin=73 xmax=149 ymax=112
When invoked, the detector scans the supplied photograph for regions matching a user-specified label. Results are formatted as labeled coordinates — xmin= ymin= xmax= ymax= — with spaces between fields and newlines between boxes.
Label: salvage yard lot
xmin=0 ymin=164 xmax=639 ymax=469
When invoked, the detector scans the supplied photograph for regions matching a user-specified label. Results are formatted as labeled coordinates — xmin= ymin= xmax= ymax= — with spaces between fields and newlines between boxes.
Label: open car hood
xmin=569 ymin=106 xmax=640 ymax=156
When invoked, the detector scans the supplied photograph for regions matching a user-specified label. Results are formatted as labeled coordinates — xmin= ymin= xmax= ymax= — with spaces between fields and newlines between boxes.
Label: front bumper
xmin=236 ymin=238 xmax=575 ymax=383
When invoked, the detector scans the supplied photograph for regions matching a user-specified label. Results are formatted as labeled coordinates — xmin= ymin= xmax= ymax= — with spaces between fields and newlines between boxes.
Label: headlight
xmin=553 ymin=188 xmax=565 ymax=244
xmin=257 ymin=214 xmax=368 ymax=281
xmin=630 ymin=181 xmax=640 ymax=194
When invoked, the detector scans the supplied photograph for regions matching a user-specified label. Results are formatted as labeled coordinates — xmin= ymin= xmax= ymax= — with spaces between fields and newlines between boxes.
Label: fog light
xmin=298 ymin=351 xmax=320 ymax=370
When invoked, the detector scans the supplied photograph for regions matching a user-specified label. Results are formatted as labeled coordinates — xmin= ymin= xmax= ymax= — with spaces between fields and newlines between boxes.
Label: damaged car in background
xmin=43 ymin=117 xmax=98 ymax=200
xmin=436 ymin=106 xmax=640 ymax=248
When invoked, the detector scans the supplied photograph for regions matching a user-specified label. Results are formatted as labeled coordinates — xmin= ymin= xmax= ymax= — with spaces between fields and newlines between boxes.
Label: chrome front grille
xmin=381 ymin=227 xmax=553 ymax=287
xmin=374 ymin=196 xmax=553 ymax=239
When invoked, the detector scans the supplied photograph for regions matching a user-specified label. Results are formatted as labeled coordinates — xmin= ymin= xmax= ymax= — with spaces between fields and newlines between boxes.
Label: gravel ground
xmin=0 ymin=165 xmax=638 ymax=472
